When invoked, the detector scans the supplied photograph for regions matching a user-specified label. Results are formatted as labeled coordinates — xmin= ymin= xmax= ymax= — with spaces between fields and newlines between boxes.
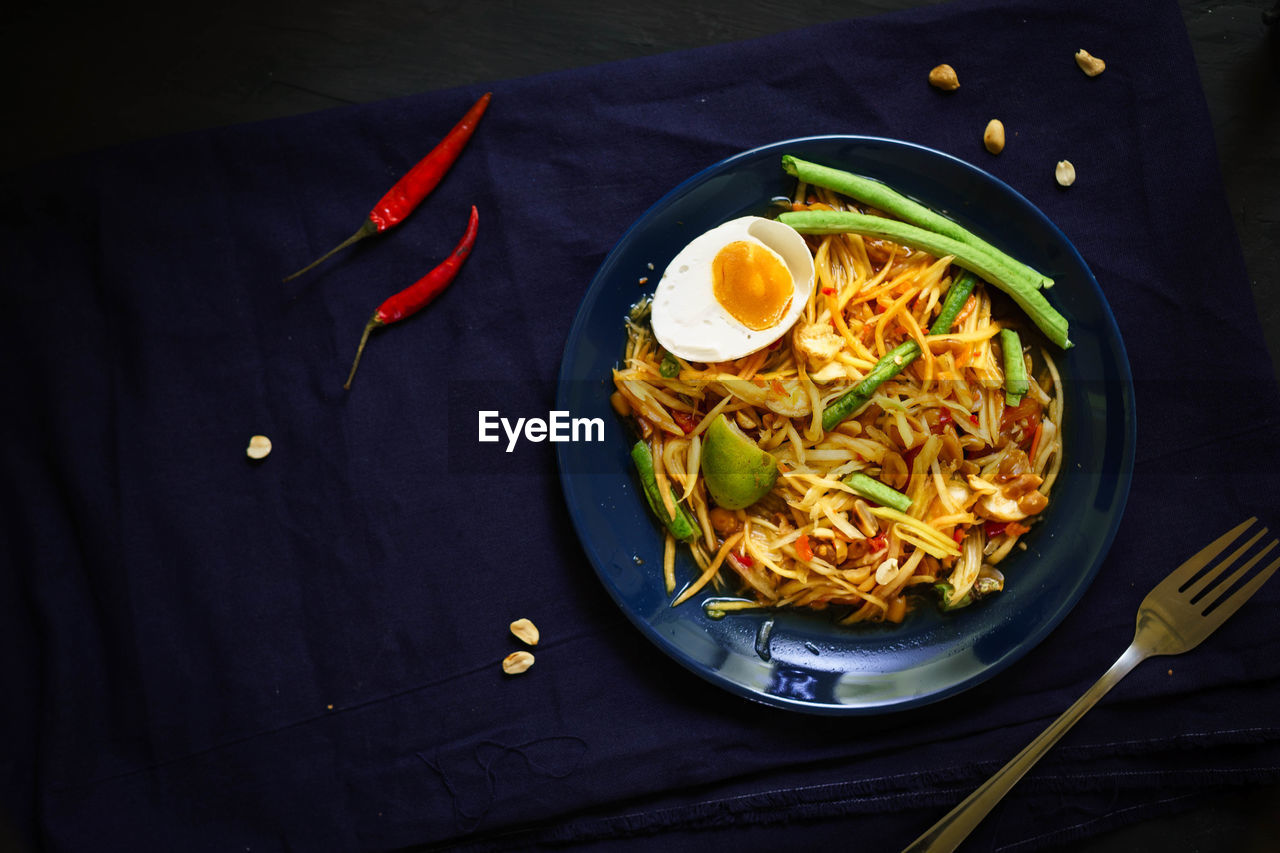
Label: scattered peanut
xmin=1055 ymin=160 xmax=1077 ymax=187
xmin=928 ymin=63 xmax=960 ymax=91
xmin=509 ymin=618 xmax=540 ymax=646
xmin=983 ymin=119 xmax=1005 ymax=155
xmin=502 ymin=651 xmax=535 ymax=675
xmin=1075 ymin=49 xmax=1106 ymax=77
xmin=246 ymin=435 xmax=272 ymax=460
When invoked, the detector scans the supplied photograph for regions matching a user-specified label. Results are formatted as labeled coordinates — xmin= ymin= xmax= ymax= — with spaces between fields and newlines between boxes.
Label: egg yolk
xmin=711 ymin=241 xmax=793 ymax=331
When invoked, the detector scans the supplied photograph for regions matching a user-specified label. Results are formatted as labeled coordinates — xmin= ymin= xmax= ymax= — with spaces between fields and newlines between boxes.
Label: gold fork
xmin=903 ymin=517 xmax=1280 ymax=853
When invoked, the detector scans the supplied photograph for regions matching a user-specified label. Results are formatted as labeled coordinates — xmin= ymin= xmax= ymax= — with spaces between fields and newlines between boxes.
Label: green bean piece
xmin=934 ymin=582 xmax=974 ymax=611
xmin=820 ymin=341 xmax=921 ymax=432
xmin=929 ymin=270 xmax=978 ymax=335
xmin=631 ymin=441 xmax=699 ymax=542
xmin=1000 ymin=328 xmax=1029 ymax=406
xmin=782 ymin=155 xmax=1054 ymax=290
xmin=659 ymin=350 xmax=680 ymax=378
xmin=842 ymin=472 xmax=913 ymax=513
xmin=779 ymin=210 xmax=1071 ymax=349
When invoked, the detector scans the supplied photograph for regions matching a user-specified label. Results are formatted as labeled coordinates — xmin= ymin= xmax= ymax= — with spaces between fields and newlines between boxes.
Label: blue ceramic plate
xmin=555 ymin=136 xmax=1135 ymax=714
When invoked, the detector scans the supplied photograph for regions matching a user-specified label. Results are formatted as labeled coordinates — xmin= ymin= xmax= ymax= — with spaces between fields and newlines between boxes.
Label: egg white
xmin=651 ymin=216 xmax=816 ymax=362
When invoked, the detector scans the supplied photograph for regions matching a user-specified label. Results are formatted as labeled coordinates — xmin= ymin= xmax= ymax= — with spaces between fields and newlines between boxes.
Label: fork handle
xmin=901 ymin=642 xmax=1149 ymax=853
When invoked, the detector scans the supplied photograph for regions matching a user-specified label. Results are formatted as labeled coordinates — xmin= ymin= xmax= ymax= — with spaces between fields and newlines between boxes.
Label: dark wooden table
xmin=6 ymin=1 xmax=1278 ymax=850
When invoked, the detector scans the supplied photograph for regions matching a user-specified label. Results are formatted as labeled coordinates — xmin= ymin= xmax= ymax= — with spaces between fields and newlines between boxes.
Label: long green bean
xmin=779 ymin=210 xmax=1071 ymax=349
xmin=782 ymin=155 xmax=1054 ymax=290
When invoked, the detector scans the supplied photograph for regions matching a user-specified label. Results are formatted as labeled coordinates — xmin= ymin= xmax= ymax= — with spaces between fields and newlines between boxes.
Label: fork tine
xmin=1166 ymin=517 xmax=1257 ymax=591
xmin=1199 ymin=545 xmax=1280 ymax=633
xmin=1186 ymin=527 xmax=1269 ymax=603
xmin=1199 ymin=538 xmax=1277 ymax=608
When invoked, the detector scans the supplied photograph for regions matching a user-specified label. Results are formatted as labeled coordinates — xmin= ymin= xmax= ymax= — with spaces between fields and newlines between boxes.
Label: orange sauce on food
xmin=711 ymin=240 xmax=793 ymax=330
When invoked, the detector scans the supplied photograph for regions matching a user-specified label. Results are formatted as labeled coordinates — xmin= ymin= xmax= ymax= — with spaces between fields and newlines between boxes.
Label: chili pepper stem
xmin=283 ymin=218 xmax=380 ymax=282
xmin=343 ymin=314 xmax=386 ymax=390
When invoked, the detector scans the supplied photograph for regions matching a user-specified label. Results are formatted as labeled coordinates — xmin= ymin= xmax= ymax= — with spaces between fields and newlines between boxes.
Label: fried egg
xmin=651 ymin=216 xmax=815 ymax=362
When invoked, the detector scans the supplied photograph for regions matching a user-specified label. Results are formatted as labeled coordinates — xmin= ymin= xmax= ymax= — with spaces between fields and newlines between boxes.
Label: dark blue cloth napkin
xmin=3 ymin=0 xmax=1279 ymax=850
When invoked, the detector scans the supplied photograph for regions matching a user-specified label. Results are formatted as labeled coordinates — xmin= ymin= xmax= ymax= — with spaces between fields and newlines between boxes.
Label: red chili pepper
xmin=985 ymin=520 xmax=1031 ymax=538
xmin=343 ymin=205 xmax=478 ymax=390
xmin=284 ymin=92 xmax=491 ymax=282
xmin=931 ymin=407 xmax=953 ymax=434
xmin=796 ymin=534 xmax=814 ymax=562
xmin=671 ymin=410 xmax=697 ymax=434
xmin=868 ymin=532 xmax=888 ymax=553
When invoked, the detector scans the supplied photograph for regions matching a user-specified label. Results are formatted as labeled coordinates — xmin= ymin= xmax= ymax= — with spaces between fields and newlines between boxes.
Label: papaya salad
xmin=611 ymin=155 xmax=1069 ymax=625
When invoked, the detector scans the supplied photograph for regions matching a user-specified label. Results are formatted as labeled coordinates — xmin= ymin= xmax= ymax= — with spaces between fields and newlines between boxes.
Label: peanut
xmin=502 ymin=651 xmax=535 ymax=675
xmin=1075 ymin=49 xmax=1106 ymax=77
xmin=246 ymin=435 xmax=272 ymax=460
xmin=875 ymin=557 xmax=901 ymax=586
xmin=1056 ymin=160 xmax=1077 ymax=187
xmin=709 ymin=507 xmax=742 ymax=538
xmin=928 ymin=64 xmax=960 ymax=91
xmin=852 ymin=499 xmax=879 ymax=538
xmin=880 ymin=452 xmax=909 ymax=490
xmin=983 ymin=119 xmax=1005 ymax=155
xmin=509 ymin=618 xmax=540 ymax=646
xmin=1017 ymin=490 xmax=1049 ymax=516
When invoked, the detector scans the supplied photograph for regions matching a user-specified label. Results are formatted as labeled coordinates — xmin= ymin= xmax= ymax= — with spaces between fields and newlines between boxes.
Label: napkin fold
xmin=3 ymin=0 xmax=1278 ymax=851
